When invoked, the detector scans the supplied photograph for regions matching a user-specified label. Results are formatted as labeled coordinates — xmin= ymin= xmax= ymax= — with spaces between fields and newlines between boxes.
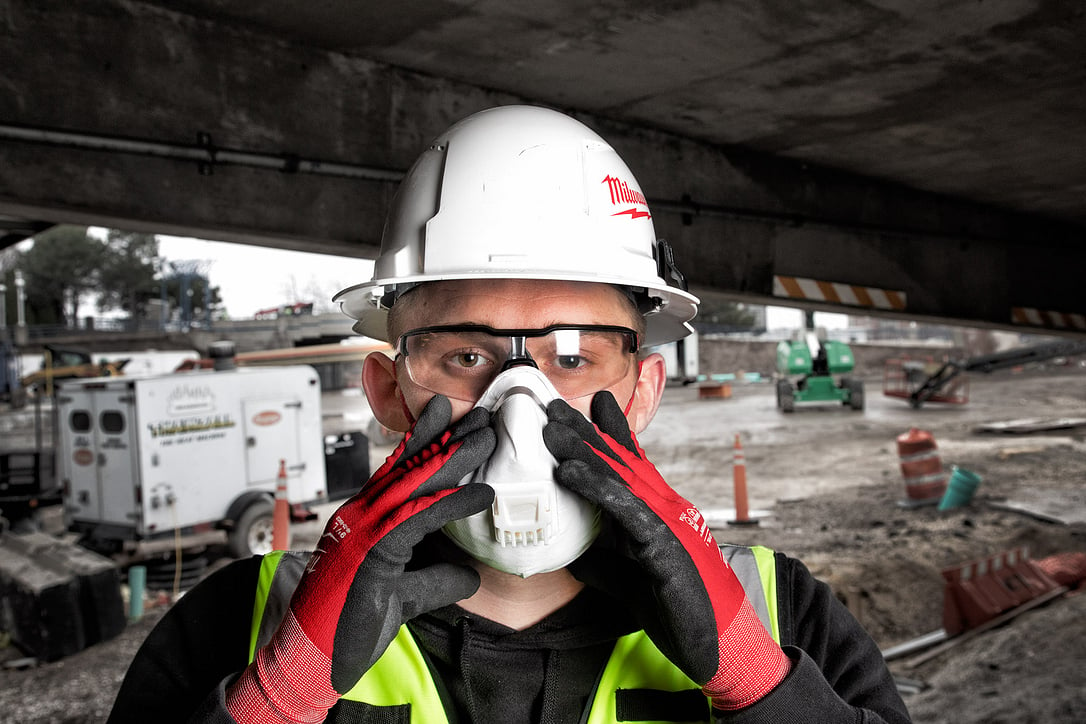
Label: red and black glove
xmin=543 ymin=393 xmax=791 ymax=711
xmin=227 ymin=395 xmax=496 ymax=723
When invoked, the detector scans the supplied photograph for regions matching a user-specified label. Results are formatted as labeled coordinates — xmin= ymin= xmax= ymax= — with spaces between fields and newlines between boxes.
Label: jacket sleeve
xmin=106 ymin=556 xmax=263 ymax=724
xmin=712 ymin=553 xmax=912 ymax=724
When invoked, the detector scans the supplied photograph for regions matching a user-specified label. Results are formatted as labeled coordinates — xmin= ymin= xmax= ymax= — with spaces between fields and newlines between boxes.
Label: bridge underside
xmin=1 ymin=1 xmax=1083 ymax=335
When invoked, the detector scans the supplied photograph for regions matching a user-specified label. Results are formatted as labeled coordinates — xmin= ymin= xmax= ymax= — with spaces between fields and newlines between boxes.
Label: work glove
xmin=543 ymin=393 xmax=791 ymax=711
xmin=227 ymin=395 xmax=496 ymax=723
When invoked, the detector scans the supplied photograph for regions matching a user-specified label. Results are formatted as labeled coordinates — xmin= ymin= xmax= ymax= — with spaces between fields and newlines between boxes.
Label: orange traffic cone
xmin=728 ymin=435 xmax=758 ymax=526
xmin=272 ymin=459 xmax=291 ymax=550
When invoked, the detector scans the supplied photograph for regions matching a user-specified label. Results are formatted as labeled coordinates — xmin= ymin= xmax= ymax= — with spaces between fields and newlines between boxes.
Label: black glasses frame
xmin=397 ymin=323 xmax=641 ymax=358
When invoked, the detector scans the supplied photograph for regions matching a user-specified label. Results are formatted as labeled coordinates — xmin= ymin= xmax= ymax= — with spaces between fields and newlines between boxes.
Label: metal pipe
xmin=0 ymin=122 xmax=998 ymax=242
xmin=0 ymin=123 xmax=405 ymax=182
xmin=646 ymin=197 xmax=973 ymax=242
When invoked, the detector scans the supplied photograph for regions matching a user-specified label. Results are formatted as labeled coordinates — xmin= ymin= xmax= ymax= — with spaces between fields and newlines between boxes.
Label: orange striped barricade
xmin=941 ymin=546 xmax=1061 ymax=636
xmin=895 ymin=428 xmax=947 ymax=507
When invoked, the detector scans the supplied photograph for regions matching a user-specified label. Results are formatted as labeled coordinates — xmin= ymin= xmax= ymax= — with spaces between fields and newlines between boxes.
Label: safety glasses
xmin=397 ymin=324 xmax=640 ymax=403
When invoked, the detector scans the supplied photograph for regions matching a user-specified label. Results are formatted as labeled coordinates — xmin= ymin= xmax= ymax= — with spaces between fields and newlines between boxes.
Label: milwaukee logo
xmin=602 ymin=175 xmax=651 ymax=219
xmin=679 ymin=506 xmax=714 ymax=546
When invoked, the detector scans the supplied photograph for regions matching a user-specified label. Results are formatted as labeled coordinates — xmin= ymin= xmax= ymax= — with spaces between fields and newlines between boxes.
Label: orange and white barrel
xmin=896 ymin=428 xmax=947 ymax=505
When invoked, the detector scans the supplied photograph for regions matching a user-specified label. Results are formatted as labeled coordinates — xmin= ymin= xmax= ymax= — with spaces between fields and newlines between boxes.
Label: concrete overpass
xmin=1 ymin=1 xmax=1084 ymax=335
xmin=11 ymin=313 xmax=358 ymax=356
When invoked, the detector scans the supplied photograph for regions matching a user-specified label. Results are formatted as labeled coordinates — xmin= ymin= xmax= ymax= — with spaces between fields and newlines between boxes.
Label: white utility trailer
xmin=55 ymin=365 xmax=329 ymax=558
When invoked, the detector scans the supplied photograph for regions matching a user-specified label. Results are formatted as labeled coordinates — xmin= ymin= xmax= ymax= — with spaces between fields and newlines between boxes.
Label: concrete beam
xmin=1 ymin=0 xmax=1083 ymax=335
xmin=0 ymin=0 xmax=517 ymax=255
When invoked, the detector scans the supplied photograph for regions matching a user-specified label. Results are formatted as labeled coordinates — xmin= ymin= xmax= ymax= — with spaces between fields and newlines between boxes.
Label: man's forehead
xmin=401 ymin=279 xmax=636 ymax=324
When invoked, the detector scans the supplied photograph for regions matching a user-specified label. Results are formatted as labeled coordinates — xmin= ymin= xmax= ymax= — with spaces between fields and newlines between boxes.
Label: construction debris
xmin=990 ymin=487 xmax=1086 ymax=526
xmin=1035 ymin=551 xmax=1086 ymax=590
xmin=881 ymin=629 xmax=949 ymax=662
xmin=0 ymin=530 xmax=125 ymax=662
xmin=975 ymin=417 xmax=1086 ymax=434
xmin=697 ymin=382 xmax=732 ymax=399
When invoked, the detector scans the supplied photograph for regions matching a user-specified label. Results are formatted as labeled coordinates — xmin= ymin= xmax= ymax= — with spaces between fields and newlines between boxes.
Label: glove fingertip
xmin=438 ymin=563 xmax=482 ymax=601
xmin=440 ymin=482 xmax=495 ymax=520
xmin=402 ymin=395 xmax=453 ymax=458
xmin=459 ymin=481 xmax=496 ymax=504
xmin=546 ymin=397 xmax=582 ymax=423
xmin=590 ymin=392 xmax=636 ymax=450
xmin=452 ymin=405 xmax=492 ymax=440
xmin=542 ymin=418 xmax=581 ymax=452
xmin=400 ymin=564 xmax=482 ymax=618
xmin=589 ymin=390 xmax=619 ymax=417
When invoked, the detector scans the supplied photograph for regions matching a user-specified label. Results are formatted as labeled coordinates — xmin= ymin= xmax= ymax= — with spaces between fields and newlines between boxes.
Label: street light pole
xmin=13 ymin=270 xmax=27 ymax=345
xmin=14 ymin=271 xmax=26 ymax=327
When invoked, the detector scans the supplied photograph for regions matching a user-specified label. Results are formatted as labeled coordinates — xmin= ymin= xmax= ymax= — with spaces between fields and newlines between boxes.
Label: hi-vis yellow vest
xmin=248 ymin=547 xmax=781 ymax=724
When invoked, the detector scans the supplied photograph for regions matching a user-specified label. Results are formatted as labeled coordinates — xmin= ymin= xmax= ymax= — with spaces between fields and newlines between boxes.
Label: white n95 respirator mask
xmin=443 ymin=366 xmax=601 ymax=578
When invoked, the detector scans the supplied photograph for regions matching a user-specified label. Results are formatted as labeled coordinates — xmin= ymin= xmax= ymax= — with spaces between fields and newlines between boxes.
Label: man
xmin=109 ymin=105 xmax=910 ymax=723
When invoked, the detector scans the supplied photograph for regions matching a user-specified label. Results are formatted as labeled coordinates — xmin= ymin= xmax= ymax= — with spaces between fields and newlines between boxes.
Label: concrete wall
xmin=698 ymin=337 xmax=961 ymax=379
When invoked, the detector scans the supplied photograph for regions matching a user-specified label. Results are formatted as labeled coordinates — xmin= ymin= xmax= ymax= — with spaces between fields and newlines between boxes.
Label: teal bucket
xmin=128 ymin=565 xmax=147 ymax=621
xmin=938 ymin=466 xmax=982 ymax=511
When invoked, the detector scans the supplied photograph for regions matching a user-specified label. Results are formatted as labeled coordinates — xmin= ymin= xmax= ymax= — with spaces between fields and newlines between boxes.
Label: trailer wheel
xmin=777 ymin=379 xmax=795 ymax=413
xmin=8 ymin=386 xmax=27 ymax=409
xmin=848 ymin=378 xmax=865 ymax=410
xmin=228 ymin=498 xmax=275 ymax=558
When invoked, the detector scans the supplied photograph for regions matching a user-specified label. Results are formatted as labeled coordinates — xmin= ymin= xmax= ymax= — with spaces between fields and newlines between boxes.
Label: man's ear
xmin=362 ymin=353 xmax=412 ymax=432
xmin=627 ymin=352 xmax=667 ymax=434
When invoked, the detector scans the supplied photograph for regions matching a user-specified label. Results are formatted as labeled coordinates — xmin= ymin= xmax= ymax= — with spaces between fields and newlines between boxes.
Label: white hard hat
xmin=333 ymin=105 xmax=699 ymax=346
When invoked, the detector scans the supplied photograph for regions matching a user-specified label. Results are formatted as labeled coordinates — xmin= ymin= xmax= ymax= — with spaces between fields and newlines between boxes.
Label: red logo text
xmin=602 ymin=175 xmax=651 ymax=220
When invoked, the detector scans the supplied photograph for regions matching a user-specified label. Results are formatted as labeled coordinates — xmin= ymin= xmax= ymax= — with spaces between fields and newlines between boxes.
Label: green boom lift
xmin=775 ymin=323 xmax=863 ymax=413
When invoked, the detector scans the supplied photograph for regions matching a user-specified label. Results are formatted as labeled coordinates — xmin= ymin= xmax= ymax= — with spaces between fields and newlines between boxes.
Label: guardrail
xmin=24 ymin=318 xmax=175 ymax=338
xmin=8 ymin=312 xmax=357 ymax=352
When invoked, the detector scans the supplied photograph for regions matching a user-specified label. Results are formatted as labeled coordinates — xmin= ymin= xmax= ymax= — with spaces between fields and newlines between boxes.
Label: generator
xmin=55 ymin=365 xmax=336 ymax=558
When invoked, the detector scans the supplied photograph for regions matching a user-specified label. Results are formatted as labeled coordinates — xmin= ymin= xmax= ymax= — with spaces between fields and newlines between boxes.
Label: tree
xmin=161 ymin=265 xmax=225 ymax=326
xmin=97 ymin=230 xmax=160 ymax=320
xmin=17 ymin=226 xmax=106 ymax=326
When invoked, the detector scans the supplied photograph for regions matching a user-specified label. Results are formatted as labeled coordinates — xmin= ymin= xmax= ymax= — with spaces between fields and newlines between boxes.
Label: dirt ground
xmin=2 ymin=363 xmax=1084 ymax=722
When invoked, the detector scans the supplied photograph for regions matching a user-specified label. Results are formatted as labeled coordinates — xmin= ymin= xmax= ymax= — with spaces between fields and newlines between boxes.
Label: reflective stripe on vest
xmin=586 ymin=545 xmax=781 ymax=724
xmin=248 ymin=545 xmax=779 ymax=723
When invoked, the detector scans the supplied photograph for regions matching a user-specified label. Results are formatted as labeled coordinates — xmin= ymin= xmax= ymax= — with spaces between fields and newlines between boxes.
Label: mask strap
xmin=621 ymin=360 xmax=644 ymax=416
xmin=392 ymin=365 xmax=418 ymax=429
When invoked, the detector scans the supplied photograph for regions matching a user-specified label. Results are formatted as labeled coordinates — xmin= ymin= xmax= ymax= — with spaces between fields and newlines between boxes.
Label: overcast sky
xmin=156 ymin=235 xmax=374 ymax=318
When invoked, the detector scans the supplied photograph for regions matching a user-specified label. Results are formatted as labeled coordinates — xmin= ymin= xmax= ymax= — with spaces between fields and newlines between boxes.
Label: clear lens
xmin=400 ymin=325 xmax=638 ymax=402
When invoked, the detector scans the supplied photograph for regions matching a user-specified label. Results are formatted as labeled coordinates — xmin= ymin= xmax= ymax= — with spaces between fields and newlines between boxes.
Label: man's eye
xmin=555 ymin=355 xmax=586 ymax=370
xmin=454 ymin=352 xmax=486 ymax=368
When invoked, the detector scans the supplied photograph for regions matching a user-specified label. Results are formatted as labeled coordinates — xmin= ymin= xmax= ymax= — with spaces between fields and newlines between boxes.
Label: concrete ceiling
xmin=166 ymin=0 xmax=1086 ymax=225
xmin=1 ymin=0 xmax=1084 ymax=333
